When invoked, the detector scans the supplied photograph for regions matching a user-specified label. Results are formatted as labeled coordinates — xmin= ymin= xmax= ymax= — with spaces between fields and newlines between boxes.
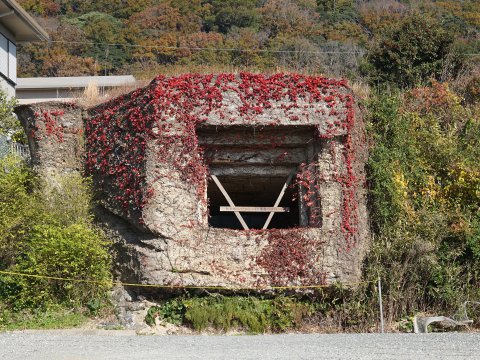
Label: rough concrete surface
xmin=1 ymin=333 xmax=479 ymax=360
xmin=14 ymin=75 xmax=370 ymax=293
xmin=14 ymin=102 xmax=85 ymax=178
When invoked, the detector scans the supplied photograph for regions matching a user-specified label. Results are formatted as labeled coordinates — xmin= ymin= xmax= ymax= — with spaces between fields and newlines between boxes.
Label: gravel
xmin=1 ymin=332 xmax=480 ymax=359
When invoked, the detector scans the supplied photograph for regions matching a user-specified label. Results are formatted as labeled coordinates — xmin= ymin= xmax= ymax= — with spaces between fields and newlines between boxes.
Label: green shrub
xmin=38 ymin=174 xmax=95 ymax=226
xmin=0 ymin=156 xmax=34 ymax=269
xmin=146 ymin=295 xmax=313 ymax=333
xmin=364 ymin=86 xmax=480 ymax=323
xmin=3 ymin=223 xmax=111 ymax=310
xmin=0 ymin=89 xmax=24 ymax=143
xmin=365 ymin=15 xmax=456 ymax=88
xmin=0 ymin=303 xmax=88 ymax=331
xmin=145 ymin=298 xmax=186 ymax=326
xmin=0 ymin=157 xmax=112 ymax=312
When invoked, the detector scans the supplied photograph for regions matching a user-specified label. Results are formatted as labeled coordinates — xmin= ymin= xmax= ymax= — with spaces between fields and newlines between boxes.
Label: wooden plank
xmin=203 ymin=147 xmax=306 ymax=166
xmin=211 ymin=175 xmax=249 ymax=230
xmin=209 ymin=165 xmax=293 ymax=177
xmin=262 ymin=168 xmax=297 ymax=230
xmin=197 ymin=127 xmax=316 ymax=147
xmin=220 ymin=206 xmax=290 ymax=213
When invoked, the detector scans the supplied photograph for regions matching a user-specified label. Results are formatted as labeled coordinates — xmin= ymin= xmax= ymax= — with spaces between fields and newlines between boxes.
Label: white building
xmin=0 ymin=0 xmax=48 ymax=97
xmin=16 ymin=75 xmax=138 ymax=104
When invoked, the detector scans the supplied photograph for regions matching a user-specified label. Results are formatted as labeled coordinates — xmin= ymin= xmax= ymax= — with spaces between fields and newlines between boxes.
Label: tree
xmin=365 ymin=15 xmax=455 ymax=88
xmin=203 ymin=0 xmax=260 ymax=34
xmin=67 ymin=12 xmax=128 ymax=73
xmin=0 ymin=89 xmax=22 ymax=142
xmin=68 ymin=0 xmax=148 ymax=17
xmin=224 ymin=27 xmax=271 ymax=68
xmin=126 ymin=3 xmax=185 ymax=65
xmin=17 ymin=0 xmax=61 ymax=15
xmin=41 ymin=47 xmax=98 ymax=77
xmin=260 ymin=0 xmax=319 ymax=38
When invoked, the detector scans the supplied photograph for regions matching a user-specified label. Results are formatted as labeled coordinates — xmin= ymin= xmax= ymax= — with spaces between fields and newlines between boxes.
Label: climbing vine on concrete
xmin=86 ymin=73 xmax=360 ymax=248
xmin=29 ymin=104 xmax=83 ymax=145
xmin=31 ymin=110 xmax=65 ymax=143
xmin=255 ymin=229 xmax=326 ymax=286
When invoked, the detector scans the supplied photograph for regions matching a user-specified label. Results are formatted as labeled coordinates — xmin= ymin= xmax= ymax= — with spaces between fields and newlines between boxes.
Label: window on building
xmin=8 ymin=41 xmax=16 ymax=83
xmin=0 ymin=34 xmax=16 ymax=83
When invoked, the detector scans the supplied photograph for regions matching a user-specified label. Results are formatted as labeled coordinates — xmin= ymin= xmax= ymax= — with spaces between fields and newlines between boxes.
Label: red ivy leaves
xmin=255 ymin=229 xmax=326 ymax=287
xmin=33 ymin=110 xmax=65 ymax=142
xmin=85 ymin=73 xmax=359 ymax=249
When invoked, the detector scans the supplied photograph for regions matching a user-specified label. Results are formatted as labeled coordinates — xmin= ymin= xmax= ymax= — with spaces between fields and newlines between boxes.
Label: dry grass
xmin=73 ymin=80 xmax=149 ymax=108
xmin=71 ymin=65 xmax=365 ymax=107
xmin=350 ymin=81 xmax=372 ymax=101
xmin=81 ymin=80 xmax=99 ymax=105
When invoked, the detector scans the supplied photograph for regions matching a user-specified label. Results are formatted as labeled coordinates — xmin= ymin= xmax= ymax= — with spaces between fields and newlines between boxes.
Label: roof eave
xmin=2 ymin=0 xmax=49 ymax=41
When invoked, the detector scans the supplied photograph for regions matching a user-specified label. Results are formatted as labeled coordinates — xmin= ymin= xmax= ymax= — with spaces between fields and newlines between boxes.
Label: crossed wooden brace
xmin=210 ymin=168 xmax=296 ymax=230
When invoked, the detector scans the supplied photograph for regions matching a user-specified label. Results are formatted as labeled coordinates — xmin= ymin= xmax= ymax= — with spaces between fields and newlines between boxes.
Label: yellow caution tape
xmin=0 ymin=269 xmax=370 ymax=291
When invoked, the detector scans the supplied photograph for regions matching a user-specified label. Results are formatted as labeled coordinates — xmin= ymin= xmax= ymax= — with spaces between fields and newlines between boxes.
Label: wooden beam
xmin=203 ymin=147 xmax=306 ymax=166
xmin=209 ymin=165 xmax=293 ymax=177
xmin=262 ymin=168 xmax=297 ymax=230
xmin=210 ymin=175 xmax=249 ymax=230
xmin=220 ymin=206 xmax=290 ymax=213
xmin=197 ymin=127 xmax=316 ymax=147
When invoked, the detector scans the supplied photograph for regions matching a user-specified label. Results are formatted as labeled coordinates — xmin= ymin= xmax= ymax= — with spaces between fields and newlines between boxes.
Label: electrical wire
xmin=30 ymin=40 xmax=480 ymax=57
xmin=0 ymin=269 xmax=371 ymax=290
xmin=45 ymin=40 xmax=365 ymax=55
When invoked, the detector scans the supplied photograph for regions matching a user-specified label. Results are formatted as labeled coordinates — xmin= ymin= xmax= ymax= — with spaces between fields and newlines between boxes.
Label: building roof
xmin=0 ymin=0 xmax=49 ymax=41
xmin=17 ymin=75 xmax=137 ymax=90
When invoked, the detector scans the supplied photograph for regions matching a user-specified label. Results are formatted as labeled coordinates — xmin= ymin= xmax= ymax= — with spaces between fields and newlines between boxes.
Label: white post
xmin=378 ymin=277 xmax=385 ymax=333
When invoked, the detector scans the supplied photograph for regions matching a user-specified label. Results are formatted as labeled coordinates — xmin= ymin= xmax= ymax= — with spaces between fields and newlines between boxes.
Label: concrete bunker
xmin=15 ymin=73 xmax=370 ymax=290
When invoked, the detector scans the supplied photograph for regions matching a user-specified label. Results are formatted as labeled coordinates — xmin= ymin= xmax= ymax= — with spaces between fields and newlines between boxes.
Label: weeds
xmin=0 ymin=156 xmax=112 ymax=322
xmin=146 ymin=295 xmax=313 ymax=334
xmin=0 ymin=304 xmax=88 ymax=331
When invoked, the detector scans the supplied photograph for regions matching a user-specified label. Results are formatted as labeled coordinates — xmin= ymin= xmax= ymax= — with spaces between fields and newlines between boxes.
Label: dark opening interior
xmin=208 ymin=176 xmax=299 ymax=230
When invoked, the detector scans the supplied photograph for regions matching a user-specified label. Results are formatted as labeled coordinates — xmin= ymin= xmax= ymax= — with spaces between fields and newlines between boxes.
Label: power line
xmin=37 ymin=40 xmax=480 ymax=57
xmin=47 ymin=40 xmax=365 ymax=55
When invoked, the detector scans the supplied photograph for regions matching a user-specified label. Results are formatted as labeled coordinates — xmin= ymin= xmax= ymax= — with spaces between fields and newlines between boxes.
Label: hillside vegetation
xmin=0 ymin=0 xmax=478 ymax=332
xmin=17 ymin=0 xmax=480 ymax=81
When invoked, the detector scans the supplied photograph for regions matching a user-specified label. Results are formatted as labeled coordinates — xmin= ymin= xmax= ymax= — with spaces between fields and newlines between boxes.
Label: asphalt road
xmin=1 ymin=332 xmax=480 ymax=360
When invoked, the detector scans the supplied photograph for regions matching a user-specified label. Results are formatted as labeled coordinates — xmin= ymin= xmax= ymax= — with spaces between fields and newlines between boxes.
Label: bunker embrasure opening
xmin=207 ymin=175 xmax=299 ymax=229
xmin=198 ymin=125 xmax=320 ymax=230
